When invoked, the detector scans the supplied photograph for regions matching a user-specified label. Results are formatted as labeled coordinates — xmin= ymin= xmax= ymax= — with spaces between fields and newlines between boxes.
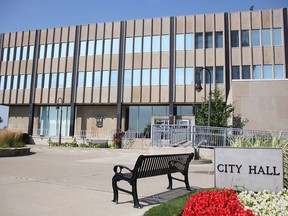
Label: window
xmin=263 ymin=65 xmax=272 ymax=79
xmin=37 ymin=74 xmax=43 ymax=88
xmin=251 ymin=30 xmax=260 ymax=47
xmin=44 ymin=73 xmax=50 ymax=88
xmin=39 ymin=45 xmax=45 ymax=59
xmin=26 ymin=74 xmax=31 ymax=89
xmin=86 ymin=71 xmax=93 ymax=87
xmin=152 ymin=35 xmax=160 ymax=52
xmin=102 ymin=70 xmax=109 ymax=87
xmin=15 ymin=47 xmax=21 ymax=61
xmin=124 ymin=70 xmax=132 ymax=86
xmin=262 ymin=29 xmax=271 ymax=46
xmin=51 ymin=73 xmax=57 ymax=88
xmin=133 ymin=70 xmax=141 ymax=86
xmin=232 ymin=66 xmax=240 ymax=79
xmin=9 ymin=48 xmax=14 ymax=61
xmin=231 ymin=31 xmax=239 ymax=47
xmin=241 ymin=30 xmax=249 ymax=47
xmin=68 ymin=42 xmax=74 ymax=57
xmin=22 ymin=46 xmax=28 ymax=60
xmin=176 ymin=68 xmax=184 ymax=85
xmin=242 ymin=66 xmax=250 ymax=79
xmin=58 ymin=73 xmax=65 ymax=88
xmin=19 ymin=75 xmax=25 ymax=89
xmin=66 ymin=72 xmax=72 ymax=88
xmin=88 ymin=40 xmax=95 ymax=56
xmin=161 ymin=35 xmax=169 ymax=51
xmin=125 ymin=38 xmax=133 ymax=53
xmin=60 ymin=43 xmax=67 ymax=57
xmin=0 ymin=76 xmax=5 ymax=89
xmin=216 ymin=67 xmax=224 ymax=83
xmin=160 ymin=68 xmax=169 ymax=85
xmin=80 ymin=41 xmax=87 ymax=56
xmin=29 ymin=46 xmax=34 ymax=60
xmin=46 ymin=44 xmax=52 ymax=58
xmin=274 ymin=65 xmax=284 ymax=79
xmin=94 ymin=71 xmax=101 ymax=87
xmin=185 ymin=68 xmax=194 ymax=85
xmin=2 ymin=48 xmax=8 ymax=61
xmin=205 ymin=32 xmax=213 ymax=48
xmin=96 ymin=40 xmax=103 ymax=55
xmin=186 ymin=33 xmax=194 ymax=50
xmin=205 ymin=67 xmax=213 ymax=84
xmin=104 ymin=39 xmax=111 ymax=55
xmin=215 ymin=32 xmax=223 ymax=48
xmin=6 ymin=76 xmax=11 ymax=89
xmin=142 ymin=69 xmax=150 ymax=86
xmin=176 ymin=34 xmax=184 ymax=50
xmin=195 ymin=33 xmax=203 ymax=49
xmin=12 ymin=75 xmax=18 ymax=89
xmin=110 ymin=70 xmax=118 ymax=86
xmin=77 ymin=72 xmax=85 ymax=87
xmin=112 ymin=38 xmax=120 ymax=54
xmin=143 ymin=36 xmax=151 ymax=52
xmin=151 ymin=69 xmax=159 ymax=85
xmin=273 ymin=28 xmax=282 ymax=46
xmin=134 ymin=37 xmax=142 ymax=53
xmin=252 ymin=65 xmax=262 ymax=79
xmin=53 ymin=43 xmax=60 ymax=58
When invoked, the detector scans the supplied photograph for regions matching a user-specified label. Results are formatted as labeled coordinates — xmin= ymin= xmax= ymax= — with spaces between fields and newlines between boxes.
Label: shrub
xmin=0 ymin=129 xmax=27 ymax=148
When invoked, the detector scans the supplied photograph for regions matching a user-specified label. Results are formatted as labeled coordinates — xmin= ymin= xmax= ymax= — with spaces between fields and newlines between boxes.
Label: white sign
xmin=215 ymin=147 xmax=283 ymax=192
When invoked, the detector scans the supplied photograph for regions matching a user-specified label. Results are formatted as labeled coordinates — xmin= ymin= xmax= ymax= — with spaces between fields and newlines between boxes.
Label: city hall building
xmin=0 ymin=8 xmax=287 ymax=142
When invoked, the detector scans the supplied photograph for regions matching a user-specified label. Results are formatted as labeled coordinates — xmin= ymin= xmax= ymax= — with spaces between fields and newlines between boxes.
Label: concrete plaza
xmin=0 ymin=146 xmax=214 ymax=216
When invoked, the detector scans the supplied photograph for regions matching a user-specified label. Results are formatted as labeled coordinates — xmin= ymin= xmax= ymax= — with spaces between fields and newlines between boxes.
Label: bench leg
xmin=184 ymin=172 xmax=191 ymax=191
xmin=167 ymin=173 xmax=173 ymax=190
xmin=111 ymin=176 xmax=119 ymax=204
xmin=131 ymin=181 xmax=142 ymax=208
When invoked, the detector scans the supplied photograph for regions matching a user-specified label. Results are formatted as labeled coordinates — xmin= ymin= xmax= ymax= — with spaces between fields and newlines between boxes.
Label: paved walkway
xmin=0 ymin=146 xmax=214 ymax=216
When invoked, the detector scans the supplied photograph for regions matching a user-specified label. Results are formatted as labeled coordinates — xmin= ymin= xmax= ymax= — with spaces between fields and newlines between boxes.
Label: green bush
xmin=0 ymin=129 xmax=27 ymax=148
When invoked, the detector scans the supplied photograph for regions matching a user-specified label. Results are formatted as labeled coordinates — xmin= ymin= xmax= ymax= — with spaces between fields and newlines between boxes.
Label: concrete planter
xmin=0 ymin=147 xmax=31 ymax=157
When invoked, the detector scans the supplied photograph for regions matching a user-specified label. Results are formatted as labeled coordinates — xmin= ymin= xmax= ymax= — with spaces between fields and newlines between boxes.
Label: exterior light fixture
xmin=96 ymin=116 xmax=104 ymax=128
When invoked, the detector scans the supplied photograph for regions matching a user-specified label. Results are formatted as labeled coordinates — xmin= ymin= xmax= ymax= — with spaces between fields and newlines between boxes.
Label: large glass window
xmin=263 ymin=65 xmax=272 ymax=79
xmin=274 ymin=64 xmax=284 ymax=79
xmin=37 ymin=74 xmax=43 ymax=88
xmin=2 ymin=48 xmax=8 ymax=61
xmin=60 ymin=43 xmax=67 ymax=57
xmin=39 ymin=45 xmax=45 ymax=59
xmin=53 ymin=43 xmax=60 ymax=58
xmin=143 ymin=36 xmax=151 ymax=52
xmin=110 ymin=70 xmax=118 ymax=86
xmin=161 ymin=35 xmax=169 ymax=51
xmin=68 ymin=42 xmax=74 ymax=57
xmin=185 ymin=68 xmax=194 ymax=85
xmin=205 ymin=67 xmax=213 ymax=84
xmin=44 ymin=73 xmax=50 ymax=88
xmin=176 ymin=68 xmax=184 ymax=85
xmin=134 ymin=37 xmax=142 ymax=53
xmin=86 ymin=71 xmax=93 ymax=87
xmin=242 ymin=66 xmax=250 ymax=79
xmin=251 ymin=30 xmax=260 ymax=47
xmin=88 ymin=40 xmax=95 ymax=56
xmin=231 ymin=31 xmax=239 ymax=47
xmin=176 ymin=106 xmax=194 ymax=116
xmin=80 ymin=41 xmax=87 ymax=56
xmin=232 ymin=66 xmax=240 ymax=79
xmin=19 ymin=75 xmax=25 ymax=89
xmin=96 ymin=40 xmax=103 ymax=55
xmin=58 ymin=73 xmax=65 ymax=88
xmin=66 ymin=72 xmax=72 ymax=88
xmin=77 ymin=71 xmax=85 ymax=87
xmin=186 ymin=33 xmax=194 ymax=50
xmin=205 ymin=32 xmax=213 ymax=48
xmin=29 ymin=46 xmax=34 ymax=60
xmin=51 ymin=73 xmax=57 ymax=88
xmin=215 ymin=32 xmax=223 ymax=48
xmin=142 ymin=69 xmax=150 ymax=86
xmin=262 ymin=29 xmax=271 ymax=46
xmin=152 ymin=35 xmax=160 ymax=52
xmin=125 ymin=38 xmax=133 ymax=53
xmin=241 ymin=30 xmax=249 ymax=47
xmin=0 ymin=76 xmax=4 ymax=89
xmin=160 ymin=68 xmax=169 ymax=85
xmin=133 ymin=69 xmax=141 ymax=86
xmin=151 ymin=69 xmax=159 ymax=85
xmin=104 ymin=39 xmax=111 ymax=55
xmin=112 ymin=38 xmax=120 ymax=54
xmin=6 ymin=76 xmax=11 ymax=89
xmin=9 ymin=48 xmax=14 ymax=61
xmin=94 ymin=71 xmax=101 ymax=87
xmin=102 ymin=70 xmax=109 ymax=87
xmin=26 ymin=74 xmax=31 ymax=89
xmin=216 ymin=67 xmax=224 ymax=83
xmin=252 ymin=65 xmax=262 ymax=79
xmin=273 ymin=28 xmax=282 ymax=46
xmin=15 ymin=47 xmax=21 ymax=61
xmin=195 ymin=33 xmax=203 ymax=49
xmin=176 ymin=34 xmax=184 ymax=50
xmin=12 ymin=75 xmax=18 ymax=89
xmin=46 ymin=44 xmax=52 ymax=58
xmin=124 ymin=70 xmax=132 ymax=86
xmin=22 ymin=46 xmax=28 ymax=60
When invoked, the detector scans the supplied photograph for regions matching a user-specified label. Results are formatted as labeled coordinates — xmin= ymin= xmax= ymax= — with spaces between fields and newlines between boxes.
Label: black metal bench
xmin=111 ymin=152 xmax=194 ymax=208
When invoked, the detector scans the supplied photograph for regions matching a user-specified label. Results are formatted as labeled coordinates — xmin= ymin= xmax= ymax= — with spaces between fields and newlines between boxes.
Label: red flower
xmin=182 ymin=189 xmax=254 ymax=216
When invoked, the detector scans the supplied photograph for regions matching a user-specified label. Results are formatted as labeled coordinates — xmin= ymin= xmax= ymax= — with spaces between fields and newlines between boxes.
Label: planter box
xmin=0 ymin=147 xmax=31 ymax=157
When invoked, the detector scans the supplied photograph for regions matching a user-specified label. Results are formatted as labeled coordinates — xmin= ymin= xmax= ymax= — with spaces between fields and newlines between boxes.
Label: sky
xmin=0 ymin=0 xmax=287 ymax=128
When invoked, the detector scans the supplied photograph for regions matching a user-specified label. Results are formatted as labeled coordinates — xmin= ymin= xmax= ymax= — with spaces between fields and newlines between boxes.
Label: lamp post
xmin=56 ymin=97 xmax=63 ymax=145
xmin=195 ymin=67 xmax=212 ymax=127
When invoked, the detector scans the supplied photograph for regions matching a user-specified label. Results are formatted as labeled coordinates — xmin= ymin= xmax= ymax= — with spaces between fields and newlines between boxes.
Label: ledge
xmin=0 ymin=147 xmax=31 ymax=157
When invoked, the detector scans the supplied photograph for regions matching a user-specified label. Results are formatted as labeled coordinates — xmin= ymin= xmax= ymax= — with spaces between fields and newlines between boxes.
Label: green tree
xmin=196 ymin=86 xmax=234 ymax=127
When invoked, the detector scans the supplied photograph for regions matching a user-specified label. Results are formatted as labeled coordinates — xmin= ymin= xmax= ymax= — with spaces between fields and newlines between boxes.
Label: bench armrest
xmin=113 ymin=165 xmax=133 ymax=174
